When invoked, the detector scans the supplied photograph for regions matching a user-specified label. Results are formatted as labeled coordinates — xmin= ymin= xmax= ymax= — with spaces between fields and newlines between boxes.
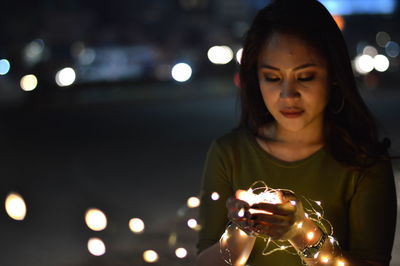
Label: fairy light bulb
xmin=337 ymin=260 xmax=345 ymax=266
xmin=315 ymin=201 xmax=321 ymax=206
xmin=321 ymin=256 xmax=330 ymax=263
xmin=237 ymin=208 xmax=245 ymax=217
xmin=297 ymin=221 xmax=303 ymax=229
xmin=307 ymin=231 xmax=315 ymax=240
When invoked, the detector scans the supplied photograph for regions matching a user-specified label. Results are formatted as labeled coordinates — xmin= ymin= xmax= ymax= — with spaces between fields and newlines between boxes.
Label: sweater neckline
xmin=244 ymin=129 xmax=326 ymax=168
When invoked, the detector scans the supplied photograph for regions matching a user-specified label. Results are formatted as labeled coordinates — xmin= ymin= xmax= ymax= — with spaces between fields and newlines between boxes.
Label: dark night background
xmin=0 ymin=0 xmax=400 ymax=265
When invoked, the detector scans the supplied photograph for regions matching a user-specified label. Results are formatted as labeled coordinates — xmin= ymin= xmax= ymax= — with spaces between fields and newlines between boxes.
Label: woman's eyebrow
xmin=259 ymin=63 xmax=318 ymax=70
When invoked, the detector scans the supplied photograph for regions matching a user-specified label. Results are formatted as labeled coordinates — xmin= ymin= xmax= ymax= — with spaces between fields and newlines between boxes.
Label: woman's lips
xmin=280 ymin=109 xmax=304 ymax=118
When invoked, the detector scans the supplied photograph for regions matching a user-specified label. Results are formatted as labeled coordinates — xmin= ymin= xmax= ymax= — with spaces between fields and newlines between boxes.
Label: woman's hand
xmin=245 ymin=190 xmax=306 ymax=240
xmin=225 ymin=193 xmax=254 ymax=234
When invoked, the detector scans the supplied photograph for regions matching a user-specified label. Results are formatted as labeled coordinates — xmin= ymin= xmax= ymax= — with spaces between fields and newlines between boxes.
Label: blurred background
xmin=0 ymin=0 xmax=399 ymax=265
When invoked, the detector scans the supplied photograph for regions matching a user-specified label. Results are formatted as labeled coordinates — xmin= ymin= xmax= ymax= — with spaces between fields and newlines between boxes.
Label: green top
xmin=197 ymin=129 xmax=397 ymax=265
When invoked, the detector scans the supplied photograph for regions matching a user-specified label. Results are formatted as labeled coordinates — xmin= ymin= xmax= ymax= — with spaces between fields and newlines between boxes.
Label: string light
xmin=219 ymin=181 xmax=340 ymax=265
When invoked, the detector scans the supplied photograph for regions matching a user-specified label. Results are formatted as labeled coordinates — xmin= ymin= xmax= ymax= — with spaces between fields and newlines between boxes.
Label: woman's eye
xmin=298 ymin=76 xmax=314 ymax=82
xmin=264 ymin=77 xmax=280 ymax=82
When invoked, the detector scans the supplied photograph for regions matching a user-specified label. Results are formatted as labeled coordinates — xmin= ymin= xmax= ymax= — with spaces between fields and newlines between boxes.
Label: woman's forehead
xmin=258 ymin=32 xmax=327 ymax=68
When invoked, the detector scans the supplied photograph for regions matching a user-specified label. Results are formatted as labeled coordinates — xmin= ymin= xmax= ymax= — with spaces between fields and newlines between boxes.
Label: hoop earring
xmin=331 ymin=97 xmax=345 ymax=114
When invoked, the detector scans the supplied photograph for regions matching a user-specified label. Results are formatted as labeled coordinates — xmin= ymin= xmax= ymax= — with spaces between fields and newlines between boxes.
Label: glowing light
xmin=305 ymin=213 xmax=309 ymax=218
xmin=207 ymin=46 xmax=234 ymax=65
xmin=316 ymin=212 xmax=322 ymax=218
xmin=238 ymin=208 xmax=245 ymax=217
xmin=354 ymin=54 xmax=374 ymax=74
xmin=314 ymin=252 xmax=320 ymax=259
xmin=78 ymin=48 xmax=96 ymax=65
xmin=315 ymin=201 xmax=322 ymax=206
xmin=333 ymin=15 xmax=345 ymax=31
xmin=239 ymin=229 xmax=247 ymax=236
xmin=363 ymin=46 xmax=378 ymax=57
xmin=175 ymin=247 xmax=187 ymax=258
xmin=290 ymin=200 xmax=296 ymax=206
xmin=187 ymin=196 xmax=200 ymax=208
xmin=20 ymin=74 xmax=38 ymax=91
xmin=338 ymin=260 xmax=346 ymax=266
xmin=211 ymin=192 xmax=220 ymax=201
xmin=171 ymin=63 xmax=192 ymax=82
xmin=376 ymin=31 xmax=391 ymax=47
xmin=5 ymin=192 xmax=27 ymax=221
xmin=87 ymin=238 xmax=106 ymax=256
xmin=236 ymin=48 xmax=243 ymax=64
xmin=143 ymin=250 xmax=159 ymax=263
xmin=0 ymin=59 xmax=11 ymax=75
xmin=321 ymin=256 xmax=330 ymax=263
xmin=55 ymin=67 xmax=76 ymax=87
xmin=85 ymin=208 xmax=107 ymax=231
xmin=236 ymin=187 xmax=282 ymax=207
xmin=129 ymin=218 xmax=145 ymax=234
xmin=168 ymin=233 xmax=177 ymax=246
xmin=187 ymin=218 xmax=198 ymax=229
xmin=307 ymin=232 xmax=315 ymax=240
xmin=297 ymin=221 xmax=303 ymax=229
xmin=385 ymin=41 xmax=399 ymax=57
xmin=24 ymin=39 xmax=45 ymax=65
xmin=374 ymin=54 xmax=389 ymax=72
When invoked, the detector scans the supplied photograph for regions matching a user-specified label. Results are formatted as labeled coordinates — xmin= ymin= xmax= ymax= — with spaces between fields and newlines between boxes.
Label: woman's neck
xmin=264 ymin=121 xmax=325 ymax=146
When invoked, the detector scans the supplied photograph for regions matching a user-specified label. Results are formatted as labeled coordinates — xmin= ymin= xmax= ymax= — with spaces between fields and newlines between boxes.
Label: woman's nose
xmin=280 ymin=81 xmax=300 ymax=98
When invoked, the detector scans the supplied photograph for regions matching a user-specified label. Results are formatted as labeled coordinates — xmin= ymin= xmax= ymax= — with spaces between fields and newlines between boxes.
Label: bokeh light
xmin=236 ymin=48 xmax=243 ymax=64
xmin=362 ymin=45 xmax=378 ymax=57
xmin=187 ymin=196 xmax=200 ymax=208
xmin=207 ymin=46 xmax=234 ymax=65
xmin=143 ymin=250 xmax=159 ymax=263
xmin=85 ymin=208 xmax=107 ymax=231
xmin=0 ymin=59 xmax=11 ymax=75
xmin=129 ymin=218 xmax=145 ymax=234
xmin=211 ymin=192 xmax=220 ymax=201
xmin=175 ymin=247 xmax=188 ymax=259
xmin=20 ymin=74 xmax=38 ymax=91
xmin=354 ymin=54 xmax=374 ymax=74
xmin=5 ymin=192 xmax=27 ymax=221
xmin=55 ymin=67 xmax=76 ymax=87
xmin=24 ymin=39 xmax=45 ymax=65
xmin=376 ymin=31 xmax=391 ymax=47
xmin=87 ymin=238 xmax=106 ymax=256
xmin=385 ymin=41 xmax=399 ymax=57
xmin=373 ymin=54 xmax=389 ymax=72
xmin=171 ymin=63 xmax=192 ymax=82
xmin=187 ymin=218 xmax=198 ymax=229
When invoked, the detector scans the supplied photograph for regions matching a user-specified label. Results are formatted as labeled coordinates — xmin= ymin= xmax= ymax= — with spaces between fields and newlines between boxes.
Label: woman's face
xmin=257 ymin=32 xmax=330 ymax=133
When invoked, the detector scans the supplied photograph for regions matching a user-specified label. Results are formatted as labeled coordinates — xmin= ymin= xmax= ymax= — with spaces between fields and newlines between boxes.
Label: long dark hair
xmin=238 ymin=0 xmax=390 ymax=169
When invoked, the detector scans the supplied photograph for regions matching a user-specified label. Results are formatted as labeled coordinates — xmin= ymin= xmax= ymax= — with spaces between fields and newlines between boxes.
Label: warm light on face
xmin=5 ymin=192 xmax=27 ymax=221
xmin=129 ymin=218 xmax=145 ymax=234
xmin=143 ymin=250 xmax=159 ymax=263
xmin=85 ymin=208 xmax=107 ymax=231
xmin=87 ymin=238 xmax=106 ymax=256
xmin=187 ymin=196 xmax=200 ymax=208
xmin=175 ymin=247 xmax=188 ymax=258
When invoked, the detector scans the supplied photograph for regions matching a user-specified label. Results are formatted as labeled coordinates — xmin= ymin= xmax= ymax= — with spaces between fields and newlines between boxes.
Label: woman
xmin=196 ymin=0 xmax=397 ymax=265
